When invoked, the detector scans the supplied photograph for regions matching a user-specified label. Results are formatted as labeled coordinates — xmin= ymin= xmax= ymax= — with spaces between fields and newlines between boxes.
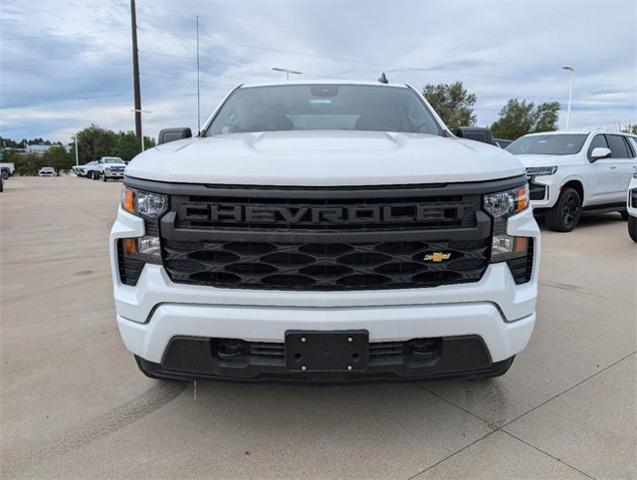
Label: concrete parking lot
xmin=1 ymin=175 xmax=635 ymax=479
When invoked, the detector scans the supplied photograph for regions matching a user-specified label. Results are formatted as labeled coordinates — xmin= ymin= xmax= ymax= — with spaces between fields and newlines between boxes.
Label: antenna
xmin=196 ymin=15 xmax=201 ymax=135
xmin=378 ymin=72 xmax=388 ymax=84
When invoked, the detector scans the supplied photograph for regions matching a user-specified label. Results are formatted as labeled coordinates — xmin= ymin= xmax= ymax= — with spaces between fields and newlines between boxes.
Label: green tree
xmin=490 ymin=99 xmax=560 ymax=140
xmin=423 ymin=81 xmax=477 ymax=130
xmin=43 ymin=145 xmax=73 ymax=172
xmin=75 ymin=124 xmax=117 ymax=164
xmin=113 ymin=131 xmax=157 ymax=161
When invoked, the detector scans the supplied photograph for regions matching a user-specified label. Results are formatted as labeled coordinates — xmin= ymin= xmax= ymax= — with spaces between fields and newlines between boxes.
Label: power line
xmin=1 ymin=73 xmax=130 ymax=88
xmin=0 ymin=28 xmax=130 ymax=42
xmin=0 ymin=51 xmax=128 ymax=65
xmin=137 ymin=27 xmax=636 ymax=90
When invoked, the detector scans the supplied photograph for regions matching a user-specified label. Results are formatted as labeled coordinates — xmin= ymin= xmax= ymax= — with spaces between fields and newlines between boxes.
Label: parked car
xmin=93 ymin=157 xmax=126 ymax=181
xmin=38 ymin=167 xmax=56 ymax=177
xmin=0 ymin=162 xmax=15 ymax=179
xmin=507 ymin=130 xmax=637 ymax=231
xmin=628 ymin=174 xmax=637 ymax=242
xmin=110 ymin=80 xmax=540 ymax=383
xmin=494 ymin=138 xmax=512 ymax=149
xmin=72 ymin=161 xmax=98 ymax=177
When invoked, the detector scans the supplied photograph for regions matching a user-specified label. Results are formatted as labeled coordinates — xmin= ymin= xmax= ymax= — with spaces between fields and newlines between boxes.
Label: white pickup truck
xmin=110 ymin=80 xmax=540 ymax=382
xmin=507 ymin=131 xmax=637 ymax=231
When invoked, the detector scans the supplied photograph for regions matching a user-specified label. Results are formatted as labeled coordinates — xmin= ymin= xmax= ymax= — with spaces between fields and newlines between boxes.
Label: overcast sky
xmin=1 ymin=0 xmax=635 ymax=143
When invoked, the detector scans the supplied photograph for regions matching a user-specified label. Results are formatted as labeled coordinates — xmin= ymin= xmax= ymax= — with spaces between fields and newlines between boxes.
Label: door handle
xmin=609 ymin=164 xmax=617 ymax=169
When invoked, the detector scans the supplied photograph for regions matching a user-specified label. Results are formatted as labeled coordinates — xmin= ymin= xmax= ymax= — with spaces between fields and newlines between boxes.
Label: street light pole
xmin=562 ymin=65 xmax=575 ymax=130
xmin=130 ymin=108 xmax=152 ymax=151
xmin=73 ymin=135 xmax=79 ymax=166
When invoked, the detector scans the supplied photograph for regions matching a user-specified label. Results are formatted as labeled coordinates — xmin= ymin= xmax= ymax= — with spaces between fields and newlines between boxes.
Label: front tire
xmin=1 ymin=170 xmax=9 ymax=180
xmin=629 ymin=216 xmax=637 ymax=242
xmin=102 ymin=174 xmax=108 ymax=182
xmin=545 ymin=188 xmax=582 ymax=232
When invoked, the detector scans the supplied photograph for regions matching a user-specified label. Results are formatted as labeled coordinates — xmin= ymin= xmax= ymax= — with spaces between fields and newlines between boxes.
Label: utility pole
xmin=130 ymin=0 xmax=142 ymax=143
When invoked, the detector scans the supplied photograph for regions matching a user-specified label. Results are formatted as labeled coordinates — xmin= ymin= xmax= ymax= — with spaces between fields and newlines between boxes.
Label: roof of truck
xmin=239 ymin=79 xmax=410 ymax=89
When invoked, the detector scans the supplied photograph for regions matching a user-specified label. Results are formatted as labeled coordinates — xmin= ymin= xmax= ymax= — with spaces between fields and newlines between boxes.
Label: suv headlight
xmin=121 ymin=186 xmax=168 ymax=218
xmin=483 ymin=184 xmax=529 ymax=218
xmin=526 ymin=166 xmax=557 ymax=177
xmin=484 ymin=184 xmax=532 ymax=266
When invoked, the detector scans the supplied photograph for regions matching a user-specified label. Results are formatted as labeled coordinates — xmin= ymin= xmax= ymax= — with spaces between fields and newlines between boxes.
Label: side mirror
xmin=158 ymin=128 xmax=192 ymax=145
xmin=590 ymin=147 xmax=611 ymax=161
xmin=456 ymin=127 xmax=494 ymax=145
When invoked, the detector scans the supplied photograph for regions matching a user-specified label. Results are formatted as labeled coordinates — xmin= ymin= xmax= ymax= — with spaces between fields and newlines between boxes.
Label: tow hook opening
xmin=212 ymin=339 xmax=250 ymax=361
xmin=404 ymin=338 xmax=442 ymax=365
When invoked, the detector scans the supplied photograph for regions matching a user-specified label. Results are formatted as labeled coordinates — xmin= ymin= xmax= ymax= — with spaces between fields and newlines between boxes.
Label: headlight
xmin=105 ymin=167 xmax=111 ymax=172
xmin=483 ymin=184 xmax=529 ymax=218
xmin=121 ymin=186 xmax=168 ymax=218
xmin=526 ymin=166 xmax=557 ymax=177
xmin=484 ymin=184 xmax=532 ymax=269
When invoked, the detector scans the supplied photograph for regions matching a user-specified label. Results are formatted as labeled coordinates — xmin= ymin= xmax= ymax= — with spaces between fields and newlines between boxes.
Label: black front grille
xmin=128 ymin=179 xmax=519 ymax=291
xmin=171 ymin=193 xmax=480 ymax=230
xmin=162 ymin=237 xmax=490 ymax=290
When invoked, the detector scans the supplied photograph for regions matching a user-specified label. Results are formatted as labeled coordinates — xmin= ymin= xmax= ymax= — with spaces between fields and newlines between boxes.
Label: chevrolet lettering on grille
xmin=181 ymin=204 xmax=458 ymax=225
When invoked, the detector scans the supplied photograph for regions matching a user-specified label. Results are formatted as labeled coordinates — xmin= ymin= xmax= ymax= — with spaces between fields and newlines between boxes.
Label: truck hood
xmin=515 ymin=154 xmax=579 ymax=168
xmin=126 ymin=130 xmax=524 ymax=186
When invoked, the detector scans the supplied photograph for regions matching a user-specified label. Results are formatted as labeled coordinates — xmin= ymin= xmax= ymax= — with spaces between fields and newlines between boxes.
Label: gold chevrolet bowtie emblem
xmin=424 ymin=252 xmax=451 ymax=262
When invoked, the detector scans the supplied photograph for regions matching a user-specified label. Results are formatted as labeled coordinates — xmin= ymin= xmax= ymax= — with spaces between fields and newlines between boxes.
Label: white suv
xmin=507 ymin=131 xmax=637 ymax=231
xmin=109 ymin=80 xmax=540 ymax=382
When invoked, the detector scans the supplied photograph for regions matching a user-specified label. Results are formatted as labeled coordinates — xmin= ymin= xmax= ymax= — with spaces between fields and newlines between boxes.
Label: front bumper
xmin=110 ymin=205 xmax=540 ymax=379
xmin=527 ymin=175 xmax=560 ymax=209
xmin=104 ymin=171 xmax=125 ymax=179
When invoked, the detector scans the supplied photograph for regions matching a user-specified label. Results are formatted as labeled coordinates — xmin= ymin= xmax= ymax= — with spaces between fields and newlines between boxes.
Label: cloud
xmin=0 ymin=0 xmax=635 ymax=143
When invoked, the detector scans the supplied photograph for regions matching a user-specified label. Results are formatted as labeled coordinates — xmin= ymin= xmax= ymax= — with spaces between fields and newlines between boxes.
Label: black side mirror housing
xmin=158 ymin=128 xmax=192 ymax=145
xmin=456 ymin=127 xmax=494 ymax=145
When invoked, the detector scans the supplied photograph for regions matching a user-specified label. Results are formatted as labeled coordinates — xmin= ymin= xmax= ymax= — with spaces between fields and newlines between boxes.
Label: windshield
xmin=103 ymin=157 xmax=124 ymax=164
xmin=506 ymin=134 xmax=587 ymax=155
xmin=207 ymin=84 xmax=442 ymax=136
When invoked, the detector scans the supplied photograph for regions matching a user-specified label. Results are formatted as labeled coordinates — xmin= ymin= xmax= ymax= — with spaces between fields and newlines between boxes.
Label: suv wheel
xmin=102 ymin=174 xmax=108 ymax=182
xmin=629 ymin=217 xmax=637 ymax=242
xmin=545 ymin=188 xmax=582 ymax=232
xmin=1 ymin=169 xmax=8 ymax=180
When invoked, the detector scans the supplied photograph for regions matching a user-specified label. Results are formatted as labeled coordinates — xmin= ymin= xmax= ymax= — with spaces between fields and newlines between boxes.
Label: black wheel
xmin=1 ymin=169 xmax=8 ymax=180
xmin=545 ymin=188 xmax=582 ymax=232
xmin=620 ymin=211 xmax=629 ymax=221
xmin=102 ymin=174 xmax=108 ymax=182
xmin=629 ymin=217 xmax=637 ymax=243
xmin=0 ymin=177 xmax=3 ymax=192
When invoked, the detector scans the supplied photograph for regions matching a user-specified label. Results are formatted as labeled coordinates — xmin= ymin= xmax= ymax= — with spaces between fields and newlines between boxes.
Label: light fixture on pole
xmin=130 ymin=108 xmax=152 ymax=151
xmin=562 ymin=65 xmax=575 ymax=130
xmin=272 ymin=67 xmax=303 ymax=80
